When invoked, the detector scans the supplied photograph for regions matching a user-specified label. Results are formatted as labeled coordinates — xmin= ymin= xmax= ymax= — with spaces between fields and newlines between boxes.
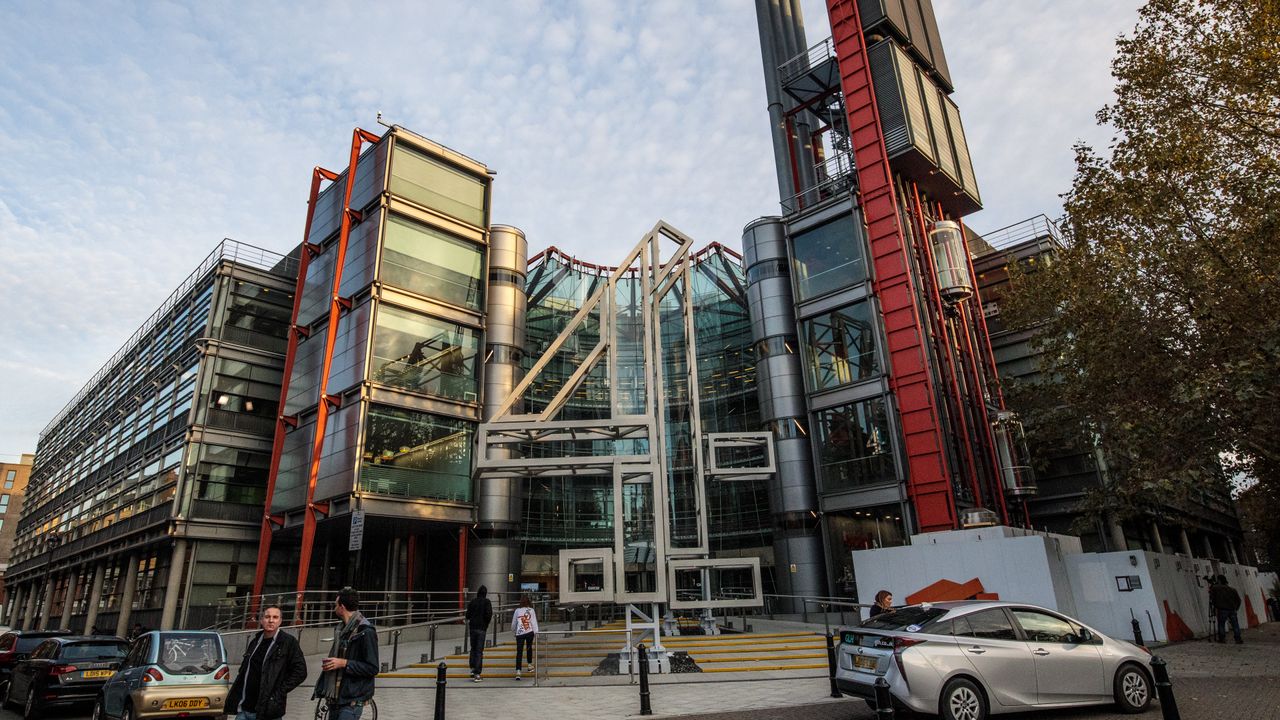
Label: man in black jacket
xmin=314 ymin=588 xmax=379 ymax=720
xmin=1209 ymin=575 xmax=1243 ymax=644
xmin=227 ymin=606 xmax=308 ymax=720
xmin=465 ymin=586 xmax=493 ymax=682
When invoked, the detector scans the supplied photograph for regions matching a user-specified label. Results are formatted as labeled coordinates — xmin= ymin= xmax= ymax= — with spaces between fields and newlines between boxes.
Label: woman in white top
xmin=511 ymin=595 xmax=539 ymax=679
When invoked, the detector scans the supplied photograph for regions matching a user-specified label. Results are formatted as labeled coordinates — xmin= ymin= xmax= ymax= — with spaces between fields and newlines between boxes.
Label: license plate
xmin=853 ymin=655 xmax=877 ymax=671
xmin=82 ymin=670 xmax=114 ymax=679
xmin=162 ymin=699 xmax=210 ymax=710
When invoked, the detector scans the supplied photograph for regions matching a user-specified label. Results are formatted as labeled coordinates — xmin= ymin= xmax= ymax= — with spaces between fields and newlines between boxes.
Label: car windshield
xmin=62 ymin=642 xmax=129 ymax=660
xmin=861 ymin=606 xmax=949 ymax=631
xmin=158 ymin=634 xmax=223 ymax=675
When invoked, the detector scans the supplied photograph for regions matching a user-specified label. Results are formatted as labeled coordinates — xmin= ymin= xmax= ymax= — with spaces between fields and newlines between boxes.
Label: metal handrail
xmin=779 ymin=37 xmax=835 ymax=85
xmin=980 ymin=214 xmax=1066 ymax=252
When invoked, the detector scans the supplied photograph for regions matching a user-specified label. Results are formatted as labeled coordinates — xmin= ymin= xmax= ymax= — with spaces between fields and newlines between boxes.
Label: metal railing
xmin=980 ymin=214 xmax=1066 ymax=252
xmin=781 ymin=151 xmax=857 ymax=215
xmin=779 ymin=37 xmax=835 ymax=86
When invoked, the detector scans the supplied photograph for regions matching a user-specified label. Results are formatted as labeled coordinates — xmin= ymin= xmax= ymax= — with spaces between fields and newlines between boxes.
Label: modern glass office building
xmin=7 ymin=240 xmax=297 ymax=631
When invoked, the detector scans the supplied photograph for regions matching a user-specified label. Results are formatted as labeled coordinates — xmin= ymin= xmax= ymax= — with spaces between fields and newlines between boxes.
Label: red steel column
xmin=827 ymin=0 xmax=956 ymax=531
xmin=250 ymin=165 xmax=338 ymax=615
xmin=292 ymin=128 xmax=381 ymax=617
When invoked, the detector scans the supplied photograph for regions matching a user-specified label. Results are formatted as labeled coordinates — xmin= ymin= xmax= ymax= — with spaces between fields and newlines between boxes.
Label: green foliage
xmin=1000 ymin=0 xmax=1280 ymax=525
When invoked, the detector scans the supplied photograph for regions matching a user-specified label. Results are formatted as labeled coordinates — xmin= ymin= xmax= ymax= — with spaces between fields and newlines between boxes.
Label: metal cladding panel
xmin=868 ymin=40 xmax=932 ymax=163
xmin=915 ymin=0 xmax=953 ymax=91
xmin=920 ymin=71 xmax=958 ymax=184
xmin=314 ymin=402 xmax=362 ymax=502
xmin=484 ymin=281 xmax=527 ymax=349
xmin=748 ymin=277 xmax=799 ymax=342
xmin=828 ymin=0 xmax=957 ymax=533
xmin=488 ymin=225 xmax=528 ymax=275
xmin=857 ymin=0 xmax=910 ymax=41
xmin=902 ymin=0 xmax=929 ymax=59
xmin=944 ymin=97 xmax=981 ymax=207
xmin=742 ymin=217 xmax=788 ymax=266
xmin=757 ymin=355 xmax=809 ymax=420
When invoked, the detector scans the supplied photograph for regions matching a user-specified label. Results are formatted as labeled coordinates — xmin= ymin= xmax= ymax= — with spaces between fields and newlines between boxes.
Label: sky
xmin=0 ymin=0 xmax=1142 ymax=458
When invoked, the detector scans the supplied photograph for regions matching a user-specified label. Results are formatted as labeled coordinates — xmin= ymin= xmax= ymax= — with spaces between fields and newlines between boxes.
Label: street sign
xmin=349 ymin=510 xmax=365 ymax=551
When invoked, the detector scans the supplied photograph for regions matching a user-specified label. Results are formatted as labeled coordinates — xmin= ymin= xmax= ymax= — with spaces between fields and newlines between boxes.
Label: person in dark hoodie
xmin=465 ymin=586 xmax=494 ymax=682
xmin=227 ymin=605 xmax=307 ymax=720
xmin=313 ymin=588 xmax=379 ymax=719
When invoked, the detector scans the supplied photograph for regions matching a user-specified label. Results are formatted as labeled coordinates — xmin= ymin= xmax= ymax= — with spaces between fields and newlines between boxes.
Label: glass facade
xmin=381 ymin=214 xmax=485 ymax=310
xmin=790 ymin=214 xmax=867 ymax=302
xmin=360 ymin=404 xmax=472 ymax=502
xmin=814 ymin=397 xmax=896 ymax=493
xmin=390 ymin=145 xmax=486 ymax=228
xmin=800 ymin=300 xmax=879 ymax=392
xmin=370 ymin=304 xmax=480 ymax=402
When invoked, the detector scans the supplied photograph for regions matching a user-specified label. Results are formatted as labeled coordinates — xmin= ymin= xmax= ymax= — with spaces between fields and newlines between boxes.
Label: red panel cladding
xmin=827 ymin=0 xmax=956 ymax=531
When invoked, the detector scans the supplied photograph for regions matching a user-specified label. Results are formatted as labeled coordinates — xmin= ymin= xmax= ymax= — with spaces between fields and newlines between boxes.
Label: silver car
xmin=835 ymin=601 xmax=1154 ymax=719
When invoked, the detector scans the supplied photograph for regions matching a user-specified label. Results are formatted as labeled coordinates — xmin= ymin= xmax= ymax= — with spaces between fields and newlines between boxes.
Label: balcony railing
xmin=981 ymin=215 xmax=1066 ymax=252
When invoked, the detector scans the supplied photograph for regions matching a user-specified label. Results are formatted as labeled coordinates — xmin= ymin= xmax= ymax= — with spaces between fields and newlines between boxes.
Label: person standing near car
xmin=868 ymin=590 xmax=893 ymax=618
xmin=1209 ymin=575 xmax=1243 ymax=644
xmin=314 ymin=588 xmax=379 ymax=720
xmin=227 ymin=605 xmax=308 ymax=720
xmin=465 ymin=586 xmax=493 ymax=682
xmin=511 ymin=595 xmax=539 ymax=680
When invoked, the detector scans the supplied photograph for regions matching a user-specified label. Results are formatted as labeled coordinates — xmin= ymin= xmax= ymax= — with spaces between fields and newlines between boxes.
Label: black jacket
xmin=466 ymin=596 xmax=493 ymax=632
xmin=1210 ymin=584 xmax=1241 ymax=612
xmin=334 ymin=616 xmax=379 ymax=703
xmin=227 ymin=630 xmax=307 ymax=720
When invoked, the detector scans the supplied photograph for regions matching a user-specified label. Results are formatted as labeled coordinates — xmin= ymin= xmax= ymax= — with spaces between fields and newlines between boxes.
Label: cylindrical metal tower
xmin=742 ymin=217 xmax=827 ymax=607
xmin=468 ymin=224 xmax=529 ymax=598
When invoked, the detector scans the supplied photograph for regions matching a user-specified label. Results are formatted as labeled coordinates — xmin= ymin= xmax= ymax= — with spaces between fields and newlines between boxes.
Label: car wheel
xmin=1114 ymin=663 xmax=1153 ymax=713
xmin=121 ymin=702 xmax=135 ymax=720
xmin=22 ymin=689 xmax=38 ymax=720
xmin=93 ymin=698 xmax=108 ymax=720
xmin=940 ymin=677 xmax=988 ymax=720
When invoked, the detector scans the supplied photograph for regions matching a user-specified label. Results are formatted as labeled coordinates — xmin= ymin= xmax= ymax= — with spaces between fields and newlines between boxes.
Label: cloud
xmin=0 ymin=0 xmax=1140 ymax=455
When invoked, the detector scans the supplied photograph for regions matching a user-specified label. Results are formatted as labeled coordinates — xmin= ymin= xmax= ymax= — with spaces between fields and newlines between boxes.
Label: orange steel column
xmin=250 ymin=165 xmax=339 ymax=615
xmin=827 ymin=0 xmax=957 ymax=531
xmin=292 ymin=127 xmax=382 ymax=617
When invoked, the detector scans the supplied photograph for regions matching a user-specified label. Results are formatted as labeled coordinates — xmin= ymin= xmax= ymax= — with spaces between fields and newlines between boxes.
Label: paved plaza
xmin=7 ymin=622 xmax=1277 ymax=720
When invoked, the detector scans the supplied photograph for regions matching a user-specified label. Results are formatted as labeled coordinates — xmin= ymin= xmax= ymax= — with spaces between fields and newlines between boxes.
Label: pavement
xmin=6 ymin=621 xmax=1278 ymax=720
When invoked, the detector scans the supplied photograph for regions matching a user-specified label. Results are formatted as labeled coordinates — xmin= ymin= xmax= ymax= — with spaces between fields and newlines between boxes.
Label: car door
xmin=104 ymin=637 xmax=150 ymax=717
xmin=1009 ymin=607 xmax=1105 ymax=705
xmin=11 ymin=640 xmax=53 ymax=702
xmin=953 ymin=608 xmax=1039 ymax=708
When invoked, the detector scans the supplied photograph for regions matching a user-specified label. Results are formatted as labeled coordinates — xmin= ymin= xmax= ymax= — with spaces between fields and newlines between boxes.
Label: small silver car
xmin=93 ymin=631 xmax=229 ymax=720
xmin=835 ymin=601 xmax=1154 ymax=719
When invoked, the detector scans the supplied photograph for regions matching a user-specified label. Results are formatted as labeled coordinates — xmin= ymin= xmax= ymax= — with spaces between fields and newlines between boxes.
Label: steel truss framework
xmin=477 ymin=222 xmax=770 ymax=609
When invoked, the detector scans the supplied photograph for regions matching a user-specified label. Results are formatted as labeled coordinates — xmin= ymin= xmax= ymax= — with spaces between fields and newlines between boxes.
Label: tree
xmin=1001 ymin=0 xmax=1280 ymax=529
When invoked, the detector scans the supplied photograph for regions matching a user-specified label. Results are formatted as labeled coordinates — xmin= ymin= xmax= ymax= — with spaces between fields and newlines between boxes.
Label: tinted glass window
xmin=16 ymin=637 xmax=49 ymax=653
xmin=813 ymin=397 xmax=896 ymax=492
xmin=861 ymin=606 xmax=948 ymax=631
xmin=159 ymin=634 xmax=223 ymax=674
xmin=801 ymin=300 xmax=880 ymax=392
xmin=0 ymin=635 xmax=13 ymax=652
xmin=32 ymin=641 xmax=57 ymax=659
xmin=791 ymin=214 xmax=867 ymax=301
xmin=955 ymin=609 xmax=1018 ymax=641
xmin=61 ymin=642 xmax=128 ymax=661
xmin=1011 ymin=609 xmax=1077 ymax=643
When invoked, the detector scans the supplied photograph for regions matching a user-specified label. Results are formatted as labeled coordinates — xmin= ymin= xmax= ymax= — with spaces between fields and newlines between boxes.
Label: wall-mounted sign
xmin=349 ymin=510 xmax=365 ymax=552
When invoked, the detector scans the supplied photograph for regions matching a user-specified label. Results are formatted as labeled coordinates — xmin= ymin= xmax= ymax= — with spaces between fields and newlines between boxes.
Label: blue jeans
xmin=235 ymin=713 xmax=257 ymax=720
xmin=1216 ymin=608 xmax=1242 ymax=642
xmin=329 ymin=702 xmax=365 ymax=720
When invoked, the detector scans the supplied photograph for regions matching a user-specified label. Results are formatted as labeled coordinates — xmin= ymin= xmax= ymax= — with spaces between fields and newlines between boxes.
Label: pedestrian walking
xmin=511 ymin=594 xmax=539 ymax=680
xmin=227 ymin=605 xmax=308 ymax=720
xmin=1208 ymin=575 xmax=1243 ymax=644
xmin=465 ymin=586 xmax=494 ymax=682
xmin=868 ymin=590 xmax=893 ymax=619
xmin=313 ymin=588 xmax=379 ymax=720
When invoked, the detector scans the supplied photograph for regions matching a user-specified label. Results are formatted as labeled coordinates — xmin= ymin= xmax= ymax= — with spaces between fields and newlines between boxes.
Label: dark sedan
xmin=2 ymin=636 xmax=128 ymax=719
xmin=0 ymin=630 xmax=74 ymax=695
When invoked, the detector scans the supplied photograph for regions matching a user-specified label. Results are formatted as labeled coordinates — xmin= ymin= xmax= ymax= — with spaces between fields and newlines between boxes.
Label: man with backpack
xmin=1208 ymin=575 xmax=1243 ymax=644
xmin=465 ymin=586 xmax=494 ymax=682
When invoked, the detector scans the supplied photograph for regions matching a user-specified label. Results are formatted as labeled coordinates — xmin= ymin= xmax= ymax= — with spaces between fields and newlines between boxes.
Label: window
xmin=791 ymin=214 xmax=867 ymax=301
xmin=4 ymin=469 xmax=14 ymax=488
xmin=389 ymin=145 xmax=486 ymax=227
xmin=801 ymin=301 xmax=880 ymax=391
xmin=1011 ymin=609 xmax=1078 ymax=643
xmin=954 ymin=609 xmax=1018 ymax=641
xmin=380 ymin=214 xmax=484 ymax=310
xmin=361 ymin=404 xmax=473 ymax=502
xmin=371 ymin=305 xmax=480 ymax=401
xmin=0 ymin=494 xmax=9 ymax=513
xmin=860 ymin=606 xmax=948 ymax=631
xmin=813 ymin=397 xmax=896 ymax=492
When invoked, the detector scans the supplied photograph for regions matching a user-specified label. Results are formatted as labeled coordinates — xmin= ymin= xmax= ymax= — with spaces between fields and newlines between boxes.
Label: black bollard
xmin=392 ymin=630 xmax=400 ymax=671
xmin=638 ymin=644 xmax=653 ymax=716
xmin=874 ymin=677 xmax=894 ymax=719
xmin=434 ymin=662 xmax=447 ymax=720
xmin=1151 ymin=656 xmax=1180 ymax=720
xmin=1132 ymin=617 xmax=1145 ymax=647
xmin=825 ymin=633 xmax=842 ymax=698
